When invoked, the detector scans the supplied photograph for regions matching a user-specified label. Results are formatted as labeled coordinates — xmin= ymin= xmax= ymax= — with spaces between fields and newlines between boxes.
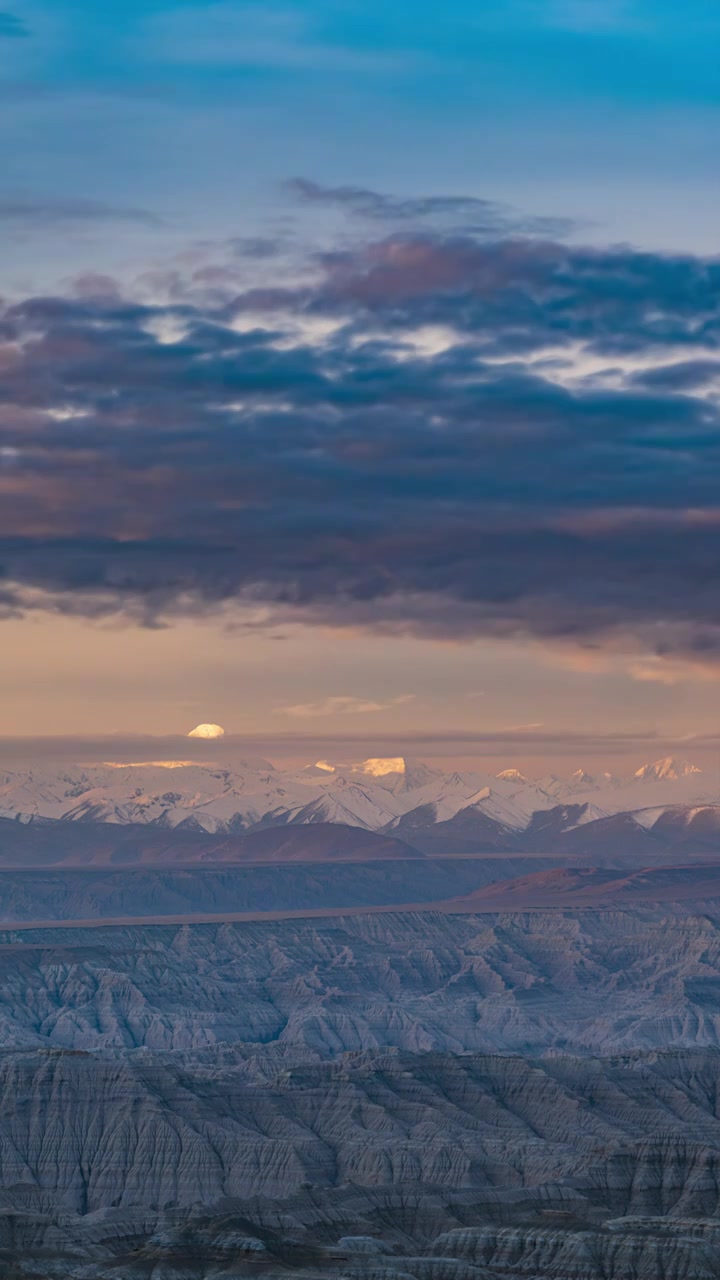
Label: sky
xmin=1 ymin=0 xmax=720 ymax=766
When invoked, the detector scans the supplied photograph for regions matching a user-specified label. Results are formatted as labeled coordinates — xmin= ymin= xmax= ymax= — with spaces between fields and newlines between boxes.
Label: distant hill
xmin=0 ymin=817 xmax=422 ymax=867
xmin=439 ymin=862 xmax=720 ymax=911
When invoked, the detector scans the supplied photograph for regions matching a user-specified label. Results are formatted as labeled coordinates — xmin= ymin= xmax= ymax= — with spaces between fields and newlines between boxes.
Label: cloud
xmin=289 ymin=179 xmax=574 ymax=238
xmin=0 ymin=11 xmax=28 ymax=38
xmin=627 ymin=657 xmax=720 ymax=685
xmin=278 ymin=695 xmax=416 ymax=718
xmin=0 ymin=728 xmax=689 ymax=774
xmin=0 ymin=195 xmax=162 ymax=229
xmin=0 ymin=189 xmax=719 ymax=672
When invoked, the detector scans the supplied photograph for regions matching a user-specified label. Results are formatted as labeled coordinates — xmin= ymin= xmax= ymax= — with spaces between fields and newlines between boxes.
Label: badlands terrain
xmin=3 ymin=910 xmax=720 ymax=1055
xmin=1 ymin=912 xmax=720 ymax=1276
xmin=3 ymin=758 xmax=720 ymax=1276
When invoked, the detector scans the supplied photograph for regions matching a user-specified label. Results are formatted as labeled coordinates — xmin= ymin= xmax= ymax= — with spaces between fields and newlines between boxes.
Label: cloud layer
xmin=279 ymin=695 xmax=416 ymax=718
xmin=1 ymin=184 xmax=720 ymax=666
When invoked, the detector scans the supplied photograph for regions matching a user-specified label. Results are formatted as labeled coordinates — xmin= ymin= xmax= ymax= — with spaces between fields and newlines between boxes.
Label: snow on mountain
xmin=533 ymin=758 xmax=719 ymax=828
xmin=487 ymin=773 xmax=559 ymax=825
xmin=396 ymin=759 xmax=446 ymax=792
xmin=282 ymin=781 xmax=403 ymax=831
xmin=0 ymin=752 xmax=719 ymax=842
xmin=633 ymin=756 xmax=703 ymax=782
xmin=541 ymin=768 xmax=620 ymax=800
xmin=0 ymin=763 xmax=302 ymax=831
xmin=386 ymin=770 xmax=557 ymax=835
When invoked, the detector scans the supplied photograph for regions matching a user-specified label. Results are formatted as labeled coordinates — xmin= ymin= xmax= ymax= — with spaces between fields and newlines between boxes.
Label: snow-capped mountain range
xmin=1 ymin=755 xmax=719 ymax=850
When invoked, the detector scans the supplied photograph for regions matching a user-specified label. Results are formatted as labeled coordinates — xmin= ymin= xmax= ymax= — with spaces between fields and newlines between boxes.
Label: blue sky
xmin=1 ymin=0 xmax=720 ymax=755
xmin=2 ymin=0 xmax=720 ymax=289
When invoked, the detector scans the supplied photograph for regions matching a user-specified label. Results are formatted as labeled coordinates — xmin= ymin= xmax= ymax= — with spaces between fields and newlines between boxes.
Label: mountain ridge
xmin=4 ymin=755 xmax=720 ymax=861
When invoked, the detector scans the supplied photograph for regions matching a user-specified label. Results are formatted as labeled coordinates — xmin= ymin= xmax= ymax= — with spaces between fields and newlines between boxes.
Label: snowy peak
xmin=571 ymin=769 xmax=595 ymax=784
xmin=566 ymin=768 xmax=619 ymax=788
xmin=0 ymin=752 xmax=718 ymax=847
xmin=285 ymin=782 xmax=401 ymax=831
xmin=351 ymin=757 xmax=406 ymax=779
xmin=398 ymin=758 xmax=444 ymax=792
xmin=633 ymin=756 xmax=702 ymax=782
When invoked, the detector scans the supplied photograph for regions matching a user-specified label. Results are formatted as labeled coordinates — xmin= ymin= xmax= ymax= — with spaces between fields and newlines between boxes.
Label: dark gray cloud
xmin=307 ymin=235 xmax=720 ymax=355
xmin=629 ymin=359 xmax=720 ymax=391
xmin=0 ymin=11 xmax=27 ymax=37
xmin=1 ymin=200 xmax=720 ymax=659
xmin=289 ymin=178 xmax=575 ymax=238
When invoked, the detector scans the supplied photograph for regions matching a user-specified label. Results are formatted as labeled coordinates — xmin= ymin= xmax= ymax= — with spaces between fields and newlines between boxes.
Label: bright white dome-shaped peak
xmin=187 ymin=723 xmax=225 ymax=739
xmin=354 ymin=757 xmax=406 ymax=777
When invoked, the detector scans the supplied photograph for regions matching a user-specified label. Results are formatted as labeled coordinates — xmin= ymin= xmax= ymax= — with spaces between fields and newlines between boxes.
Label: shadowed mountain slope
xmin=440 ymin=863 xmax=720 ymax=911
xmin=0 ymin=817 xmax=421 ymax=867
xmin=0 ymin=856 xmax=566 ymax=924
